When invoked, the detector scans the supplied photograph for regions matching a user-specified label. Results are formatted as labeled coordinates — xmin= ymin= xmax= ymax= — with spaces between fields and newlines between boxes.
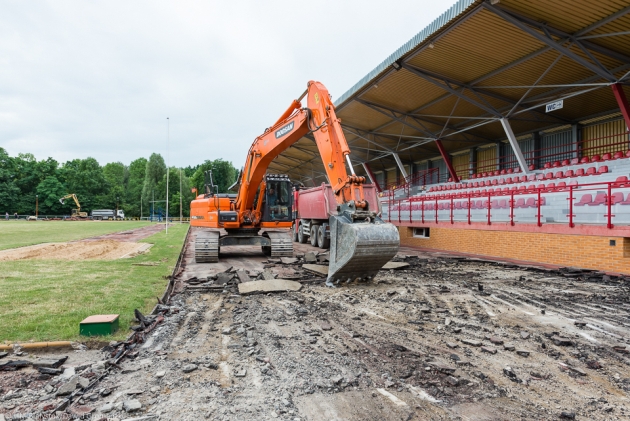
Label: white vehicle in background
xmin=91 ymin=209 xmax=125 ymax=220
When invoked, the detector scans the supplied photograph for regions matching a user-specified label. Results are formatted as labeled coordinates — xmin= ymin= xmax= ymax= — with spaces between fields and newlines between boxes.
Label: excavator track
xmin=263 ymin=231 xmax=294 ymax=257
xmin=195 ymin=230 xmax=220 ymax=263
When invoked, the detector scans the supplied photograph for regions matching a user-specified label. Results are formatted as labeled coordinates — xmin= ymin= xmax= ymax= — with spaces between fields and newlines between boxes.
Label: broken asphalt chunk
xmin=429 ymin=362 xmax=456 ymax=374
xmin=462 ymin=339 xmax=482 ymax=347
xmin=481 ymin=346 xmax=497 ymax=354
xmin=551 ymin=336 xmax=574 ymax=346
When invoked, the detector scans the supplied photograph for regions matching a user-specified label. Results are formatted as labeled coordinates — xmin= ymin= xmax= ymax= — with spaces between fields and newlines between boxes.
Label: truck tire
xmin=310 ymin=225 xmax=319 ymax=247
xmin=297 ymin=222 xmax=308 ymax=243
xmin=317 ymin=225 xmax=330 ymax=249
xmin=292 ymin=224 xmax=298 ymax=242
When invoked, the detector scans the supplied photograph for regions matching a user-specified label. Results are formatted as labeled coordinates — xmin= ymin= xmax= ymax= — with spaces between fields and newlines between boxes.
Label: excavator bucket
xmin=327 ymin=214 xmax=400 ymax=286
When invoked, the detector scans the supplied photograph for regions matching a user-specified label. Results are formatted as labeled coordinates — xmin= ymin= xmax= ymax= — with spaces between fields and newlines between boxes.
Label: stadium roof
xmin=269 ymin=0 xmax=630 ymax=185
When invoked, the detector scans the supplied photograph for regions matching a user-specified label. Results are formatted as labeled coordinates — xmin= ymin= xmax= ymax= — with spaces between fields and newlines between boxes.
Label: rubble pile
xmin=2 ymin=251 xmax=630 ymax=420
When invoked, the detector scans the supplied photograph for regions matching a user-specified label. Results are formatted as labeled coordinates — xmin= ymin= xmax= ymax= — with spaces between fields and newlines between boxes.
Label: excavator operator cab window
xmin=262 ymin=177 xmax=293 ymax=222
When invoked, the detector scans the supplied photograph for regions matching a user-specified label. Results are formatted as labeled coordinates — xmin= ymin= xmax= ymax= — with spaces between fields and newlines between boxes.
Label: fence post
xmin=450 ymin=196 xmax=454 ymax=224
xmin=568 ymin=185 xmax=574 ymax=228
xmin=435 ymin=196 xmax=438 ymax=224
xmin=487 ymin=192 xmax=491 ymax=225
xmin=510 ymin=190 xmax=515 ymax=226
xmin=388 ymin=191 xmax=391 ymax=223
xmin=421 ymin=198 xmax=425 ymax=224
xmin=398 ymin=198 xmax=401 ymax=224
xmin=537 ymin=187 xmax=542 ymax=227
xmin=409 ymin=198 xmax=412 ymax=224
xmin=467 ymin=193 xmax=471 ymax=225
xmin=607 ymin=182 xmax=614 ymax=229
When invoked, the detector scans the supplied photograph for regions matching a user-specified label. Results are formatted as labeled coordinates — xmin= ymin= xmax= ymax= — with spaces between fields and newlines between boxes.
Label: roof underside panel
xmin=270 ymin=0 xmax=630 ymax=184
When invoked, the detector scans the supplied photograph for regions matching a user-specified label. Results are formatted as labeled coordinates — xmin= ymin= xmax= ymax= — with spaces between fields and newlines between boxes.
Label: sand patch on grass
xmin=0 ymin=240 xmax=152 ymax=261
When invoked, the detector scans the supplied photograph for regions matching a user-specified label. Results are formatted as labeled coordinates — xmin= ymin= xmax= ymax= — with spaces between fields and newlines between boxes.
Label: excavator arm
xmin=59 ymin=194 xmax=81 ymax=212
xmin=235 ymin=81 xmax=399 ymax=285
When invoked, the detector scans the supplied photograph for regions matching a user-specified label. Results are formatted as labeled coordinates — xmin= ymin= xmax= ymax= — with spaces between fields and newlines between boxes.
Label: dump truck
xmin=293 ymin=183 xmax=381 ymax=249
xmin=91 ymin=209 xmax=125 ymax=220
xmin=190 ymin=80 xmax=399 ymax=286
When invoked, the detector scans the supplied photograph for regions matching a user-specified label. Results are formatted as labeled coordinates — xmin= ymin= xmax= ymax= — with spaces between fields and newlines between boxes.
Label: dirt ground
xmin=0 ymin=224 xmax=165 ymax=261
xmin=0 ymin=240 xmax=151 ymax=261
xmin=2 ymin=227 xmax=630 ymax=420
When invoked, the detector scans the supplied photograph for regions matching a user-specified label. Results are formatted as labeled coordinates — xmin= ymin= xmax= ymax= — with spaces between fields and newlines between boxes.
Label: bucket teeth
xmin=327 ymin=215 xmax=399 ymax=284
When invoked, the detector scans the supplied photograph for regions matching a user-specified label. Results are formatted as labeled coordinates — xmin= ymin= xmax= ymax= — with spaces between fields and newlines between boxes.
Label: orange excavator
xmin=190 ymin=81 xmax=399 ymax=285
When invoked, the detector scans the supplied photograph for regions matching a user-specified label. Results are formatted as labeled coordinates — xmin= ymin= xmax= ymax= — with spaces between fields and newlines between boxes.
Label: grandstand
xmin=271 ymin=0 xmax=630 ymax=274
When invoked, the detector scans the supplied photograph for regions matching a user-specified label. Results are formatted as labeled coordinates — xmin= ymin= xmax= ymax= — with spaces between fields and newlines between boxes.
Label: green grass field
xmin=0 ymin=220 xmax=152 ymax=251
xmin=0 ymin=222 xmax=188 ymax=342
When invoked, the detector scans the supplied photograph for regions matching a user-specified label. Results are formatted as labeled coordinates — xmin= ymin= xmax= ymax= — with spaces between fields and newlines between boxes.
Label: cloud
xmin=0 ymin=0 xmax=447 ymax=168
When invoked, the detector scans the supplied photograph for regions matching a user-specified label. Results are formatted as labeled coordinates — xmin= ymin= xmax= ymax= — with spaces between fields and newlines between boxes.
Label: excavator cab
xmin=262 ymin=174 xmax=293 ymax=222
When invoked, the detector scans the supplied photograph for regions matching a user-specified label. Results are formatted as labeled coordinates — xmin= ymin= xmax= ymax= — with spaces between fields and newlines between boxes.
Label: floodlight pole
xmin=166 ymin=117 xmax=169 ymax=234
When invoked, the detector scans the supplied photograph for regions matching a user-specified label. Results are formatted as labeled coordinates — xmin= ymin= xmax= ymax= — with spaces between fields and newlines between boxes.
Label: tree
xmin=141 ymin=153 xmax=166 ymax=215
xmin=190 ymin=159 xmax=238 ymax=194
xmin=102 ymin=162 xmax=128 ymax=210
xmin=125 ymin=157 xmax=148 ymax=217
xmin=0 ymin=148 xmax=19 ymax=214
xmin=58 ymin=157 xmax=107 ymax=212
xmin=36 ymin=176 xmax=67 ymax=215
xmin=11 ymin=153 xmax=58 ymax=213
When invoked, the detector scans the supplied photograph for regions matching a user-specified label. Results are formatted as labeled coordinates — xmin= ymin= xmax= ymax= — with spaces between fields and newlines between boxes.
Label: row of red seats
xmin=430 ymin=166 xmax=610 ymax=192
xmin=420 ymin=176 xmax=629 ymax=201
xmin=396 ymin=197 xmax=546 ymax=211
xmin=461 ymin=151 xmax=630 ymax=181
xmin=575 ymin=192 xmax=630 ymax=206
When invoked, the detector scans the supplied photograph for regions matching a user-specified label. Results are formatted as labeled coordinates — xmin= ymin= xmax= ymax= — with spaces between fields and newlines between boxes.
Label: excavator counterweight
xmin=190 ymin=81 xmax=399 ymax=285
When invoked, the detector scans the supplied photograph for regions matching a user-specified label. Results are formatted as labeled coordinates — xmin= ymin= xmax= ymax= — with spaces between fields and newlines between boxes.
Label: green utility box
xmin=79 ymin=314 xmax=120 ymax=336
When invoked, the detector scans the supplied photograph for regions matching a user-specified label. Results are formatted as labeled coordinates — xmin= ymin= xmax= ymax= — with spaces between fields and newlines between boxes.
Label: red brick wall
xmin=400 ymin=226 xmax=630 ymax=274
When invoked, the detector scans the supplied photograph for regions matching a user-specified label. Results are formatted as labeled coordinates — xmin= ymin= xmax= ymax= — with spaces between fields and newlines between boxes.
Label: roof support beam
xmin=392 ymin=153 xmax=409 ymax=179
xmin=435 ymin=139 xmax=459 ymax=183
xmin=612 ymin=83 xmax=630 ymax=132
xmin=356 ymin=99 xmax=438 ymax=139
xmin=483 ymin=3 xmax=617 ymax=82
xmin=362 ymin=163 xmax=382 ymax=192
xmin=500 ymin=118 xmax=530 ymax=175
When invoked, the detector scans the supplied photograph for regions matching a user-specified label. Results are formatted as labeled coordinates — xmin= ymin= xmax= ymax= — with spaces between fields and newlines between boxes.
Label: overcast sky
xmin=0 ymin=1 xmax=450 ymax=168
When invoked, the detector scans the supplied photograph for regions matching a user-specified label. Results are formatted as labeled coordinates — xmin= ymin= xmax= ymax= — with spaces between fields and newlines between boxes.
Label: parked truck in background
xmin=292 ymin=183 xmax=381 ymax=249
xmin=91 ymin=209 xmax=125 ymax=220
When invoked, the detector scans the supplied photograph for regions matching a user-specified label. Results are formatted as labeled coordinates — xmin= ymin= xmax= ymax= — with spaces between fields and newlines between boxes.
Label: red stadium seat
xmin=515 ymin=198 xmax=526 ymax=208
xmin=611 ymin=192 xmax=625 ymax=205
xmin=502 ymin=187 xmax=510 ymax=193
xmin=552 ymin=161 xmax=561 ymax=168
xmin=570 ymin=158 xmax=579 ymax=165
xmin=528 ymin=174 xmax=536 ymax=181
xmin=494 ymin=171 xmax=500 ymax=176
xmin=591 ymin=154 xmax=601 ymax=162
xmin=561 ymin=159 xmax=570 ymax=166
xmin=614 ymin=176 xmax=629 ymax=187
xmin=586 ymin=167 xmax=597 ymax=175
xmin=613 ymin=151 xmax=624 ymax=159
xmin=482 ymin=172 xmax=488 ymax=177
xmin=556 ymin=182 xmax=567 ymax=189
xmin=564 ymin=169 xmax=575 ymax=177
xmin=484 ymin=180 xmax=492 ymax=186
xmin=527 ymin=184 xmax=536 ymax=192
xmin=518 ymin=185 xmax=527 ymax=191
xmin=505 ymin=177 xmax=513 ymax=184
xmin=580 ymin=157 xmax=590 ymax=164
xmin=514 ymin=167 xmax=522 ymax=173
xmin=498 ymin=199 xmax=507 ymax=209
xmin=519 ymin=176 xmax=528 ymax=183
xmin=597 ymin=165 xmax=609 ymax=174
xmin=575 ymin=194 xmax=592 ymax=206
xmin=626 ymin=150 xmax=630 ymax=158
xmin=602 ymin=153 xmax=612 ymax=161
xmin=500 ymin=169 xmax=507 ymax=175
xmin=525 ymin=198 xmax=536 ymax=208
xmin=528 ymin=164 xmax=536 ymax=171
xmin=568 ymin=180 xmax=578 ymax=187
xmin=543 ymin=162 xmax=551 ymax=169
xmin=491 ymin=179 xmax=498 ymax=185
xmin=576 ymin=168 xmax=585 ymax=177
xmin=491 ymin=200 xmax=500 ymax=209
xmin=498 ymin=178 xmax=506 ymax=185
xmin=545 ymin=173 xmax=554 ymax=180
xmin=587 ymin=193 xmax=607 ymax=206
xmin=507 ymin=168 xmax=514 ymax=174
xmin=547 ymin=182 xmax=556 ymax=190
xmin=537 ymin=184 xmax=546 ymax=191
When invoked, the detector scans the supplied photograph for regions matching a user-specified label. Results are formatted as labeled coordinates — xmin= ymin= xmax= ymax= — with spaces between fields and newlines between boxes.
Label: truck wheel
xmin=292 ymin=224 xmax=298 ymax=242
xmin=297 ymin=222 xmax=307 ymax=243
xmin=317 ymin=225 xmax=330 ymax=249
xmin=310 ymin=225 xmax=319 ymax=247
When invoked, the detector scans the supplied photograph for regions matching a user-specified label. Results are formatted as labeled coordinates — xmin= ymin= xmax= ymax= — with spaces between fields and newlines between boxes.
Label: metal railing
xmin=384 ymin=178 xmax=630 ymax=230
